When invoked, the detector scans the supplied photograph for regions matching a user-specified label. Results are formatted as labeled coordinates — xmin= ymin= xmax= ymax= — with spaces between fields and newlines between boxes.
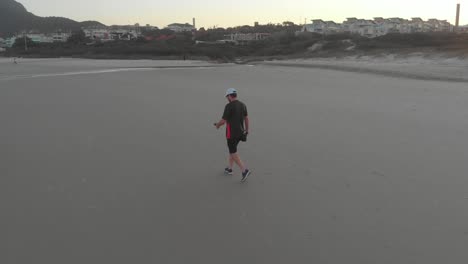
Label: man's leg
xmin=225 ymin=139 xmax=236 ymax=174
xmin=228 ymin=156 xmax=234 ymax=169
xmin=230 ymin=153 xmax=246 ymax=172
xmin=227 ymin=139 xmax=237 ymax=170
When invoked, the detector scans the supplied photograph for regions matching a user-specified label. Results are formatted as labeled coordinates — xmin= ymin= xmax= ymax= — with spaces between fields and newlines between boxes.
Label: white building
xmin=84 ymin=29 xmax=112 ymax=41
xmin=9 ymin=33 xmax=71 ymax=44
xmin=352 ymin=19 xmax=378 ymax=37
xmin=410 ymin=18 xmax=425 ymax=32
xmin=166 ymin=23 xmax=196 ymax=32
xmin=52 ymin=32 xmax=71 ymax=42
xmin=302 ymin=19 xmax=326 ymax=33
xmin=342 ymin=17 xmax=358 ymax=33
xmin=299 ymin=17 xmax=454 ymax=38
xmin=324 ymin=21 xmax=343 ymax=34
xmin=83 ymin=28 xmax=140 ymax=41
xmin=24 ymin=34 xmax=53 ymax=43
xmin=302 ymin=20 xmax=342 ymax=34
xmin=426 ymin=19 xmax=452 ymax=32
xmin=457 ymin=24 xmax=468 ymax=33
xmin=225 ymin=33 xmax=270 ymax=40
xmin=109 ymin=29 xmax=139 ymax=40
xmin=0 ymin=38 xmax=5 ymax=52
xmin=5 ymin=37 xmax=16 ymax=47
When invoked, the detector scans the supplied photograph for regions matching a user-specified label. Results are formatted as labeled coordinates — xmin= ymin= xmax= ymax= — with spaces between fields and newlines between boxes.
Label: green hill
xmin=0 ymin=0 xmax=105 ymax=37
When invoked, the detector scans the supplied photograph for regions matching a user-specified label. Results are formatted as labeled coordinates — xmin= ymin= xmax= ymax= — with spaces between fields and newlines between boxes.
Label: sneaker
xmin=241 ymin=169 xmax=251 ymax=182
xmin=224 ymin=168 xmax=233 ymax=175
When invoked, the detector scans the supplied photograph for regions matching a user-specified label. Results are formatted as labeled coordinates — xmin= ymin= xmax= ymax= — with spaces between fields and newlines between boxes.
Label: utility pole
xmin=23 ymin=32 xmax=28 ymax=51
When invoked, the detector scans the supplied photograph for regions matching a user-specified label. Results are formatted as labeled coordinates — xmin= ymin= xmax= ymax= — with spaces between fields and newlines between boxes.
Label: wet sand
xmin=2 ymin=59 xmax=468 ymax=264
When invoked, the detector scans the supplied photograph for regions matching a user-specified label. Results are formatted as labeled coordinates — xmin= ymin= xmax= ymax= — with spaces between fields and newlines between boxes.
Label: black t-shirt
xmin=222 ymin=100 xmax=248 ymax=139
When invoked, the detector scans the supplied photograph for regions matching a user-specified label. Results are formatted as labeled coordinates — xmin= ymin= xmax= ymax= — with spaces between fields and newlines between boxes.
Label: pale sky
xmin=17 ymin=0 xmax=468 ymax=28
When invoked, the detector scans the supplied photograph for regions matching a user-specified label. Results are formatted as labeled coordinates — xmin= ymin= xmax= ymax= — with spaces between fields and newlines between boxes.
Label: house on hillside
xmin=356 ymin=20 xmax=378 ymax=37
xmin=410 ymin=18 xmax=425 ymax=32
xmin=373 ymin=17 xmax=385 ymax=24
xmin=52 ymin=32 xmax=71 ymax=42
xmin=343 ymin=18 xmax=378 ymax=37
xmin=298 ymin=16 xmax=456 ymax=37
xmin=324 ymin=21 xmax=342 ymax=34
xmin=342 ymin=18 xmax=358 ymax=33
xmin=0 ymin=38 xmax=5 ymax=52
xmin=426 ymin=19 xmax=451 ymax=32
xmin=302 ymin=19 xmax=326 ymax=33
xmin=84 ymin=29 xmax=112 ymax=41
xmin=224 ymin=33 xmax=271 ymax=45
xmin=5 ymin=37 xmax=16 ymax=47
xmin=109 ymin=29 xmax=139 ymax=40
xmin=399 ymin=19 xmax=413 ymax=34
xmin=166 ymin=23 xmax=195 ymax=32
xmin=384 ymin=18 xmax=405 ymax=34
xmin=302 ymin=19 xmax=342 ymax=34
xmin=372 ymin=18 xmax=389 ymax=36
xmin=457 ymin=25 xmax=468 ymax=33
xmin=17 ymin=32 xmax=71 ymax=43
xmin=145 ymin=24 xmax=158 ymax=31
xmin=26 ymin=34 xmax=52 ymax=43
xmin=9 ymin=33 xmax=72 ymax=44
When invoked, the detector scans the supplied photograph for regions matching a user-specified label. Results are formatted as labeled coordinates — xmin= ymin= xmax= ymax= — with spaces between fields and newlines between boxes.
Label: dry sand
xmin=261 ymin=55 xmax=468 ymax=83
xmin=2 ymin=58 xmax=468 ymax=264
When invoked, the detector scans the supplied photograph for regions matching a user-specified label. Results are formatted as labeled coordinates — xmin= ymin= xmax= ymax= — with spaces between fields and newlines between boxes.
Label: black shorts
xmin=227 ymin=138 xmax=241 ymax=154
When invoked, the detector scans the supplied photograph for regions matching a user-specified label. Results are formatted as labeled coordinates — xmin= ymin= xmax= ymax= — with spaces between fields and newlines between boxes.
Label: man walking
xmin=214 ymin=88 xmax=251 ymax=182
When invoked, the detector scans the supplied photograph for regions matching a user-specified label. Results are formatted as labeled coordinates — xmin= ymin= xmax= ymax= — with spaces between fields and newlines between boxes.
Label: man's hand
xmin=214 ymin=119 xmax=226 ymax=129
xmin=244 ymin=116 xmax=249 ymax=134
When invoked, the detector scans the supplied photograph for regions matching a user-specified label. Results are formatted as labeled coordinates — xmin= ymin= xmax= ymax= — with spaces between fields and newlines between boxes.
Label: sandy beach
xmin=260 ymin=55 xmax=468 ymax=83
xmin=2 ymin=58 xmax=468 ymax=264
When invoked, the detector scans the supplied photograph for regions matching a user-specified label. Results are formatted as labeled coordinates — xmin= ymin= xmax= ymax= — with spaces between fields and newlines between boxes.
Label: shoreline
xmin=2 ymin=55 xmax=467 ymax=83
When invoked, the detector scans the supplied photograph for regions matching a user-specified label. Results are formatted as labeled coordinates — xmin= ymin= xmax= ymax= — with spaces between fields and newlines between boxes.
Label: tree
xmin=160 ymin=28 xmax=175 ymax=36
xmin=282 ymin=21 xmax=296 ymax=27
xmin=13 ymin=36 xmax=35 ymax=50
xmin=67 ymin=30 xmax=87 ymax=44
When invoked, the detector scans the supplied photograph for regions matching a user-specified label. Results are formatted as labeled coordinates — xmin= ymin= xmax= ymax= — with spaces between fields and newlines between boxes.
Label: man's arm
xmin=214 ymin=119 xmax=226 ymax=129
xmin=215 ymin=104 xmax=230 ymax=129
xmin=244 ymin=116 xmax=249 ymax=133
